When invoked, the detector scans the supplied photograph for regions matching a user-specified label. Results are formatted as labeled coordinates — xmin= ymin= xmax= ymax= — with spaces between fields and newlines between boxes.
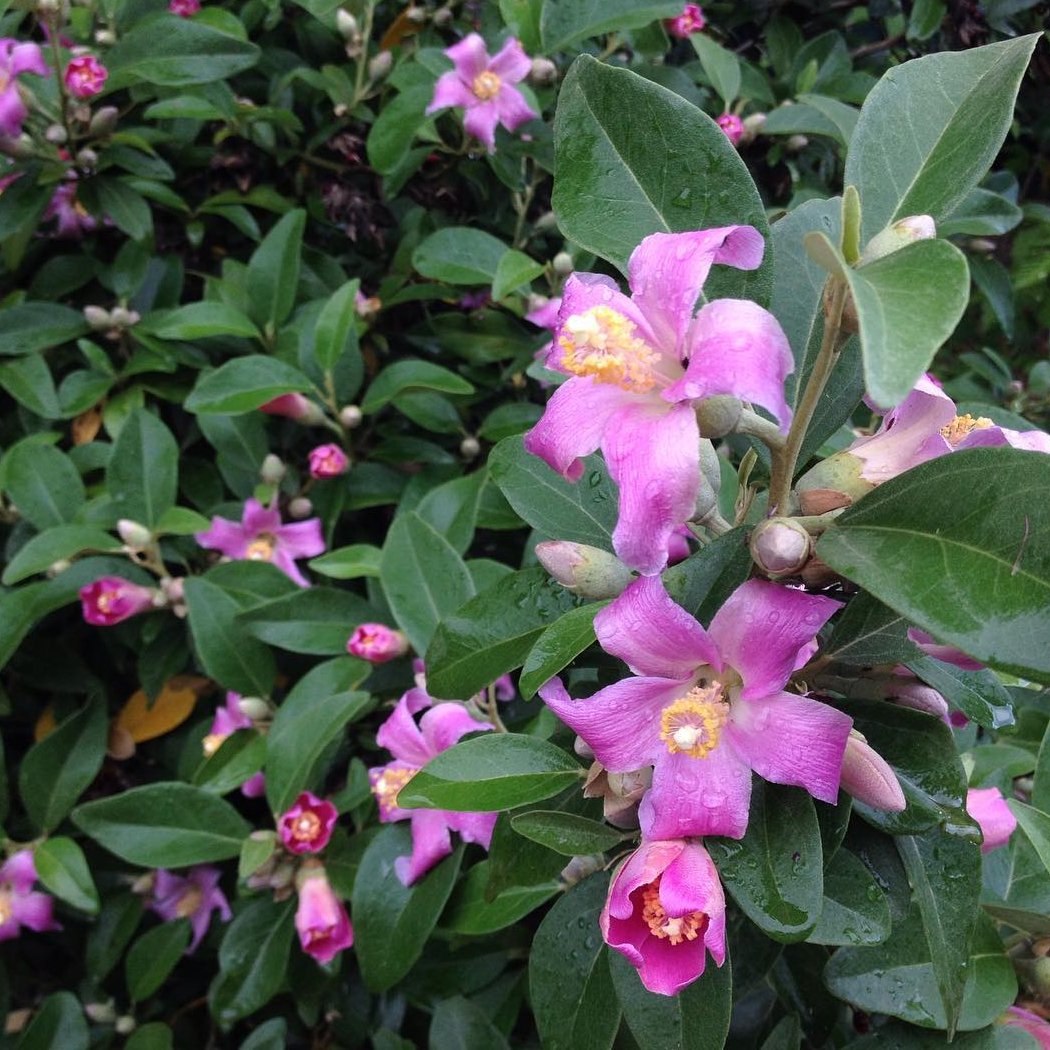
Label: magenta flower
xmin=967 ymin=787 xmax=1016 ymax=853
xmin=602 ymin=839 xmax=725 ymax=996
xmin=717 ymin=113 xmax=744 ymax=146
xmin=278 ymin=791 xmax=338 ymax=855
xmin=168 ymin=0 xmax=201 ymax=15
xmin=426 ymin=33 xmax=537 ymax=153
xmin=0 ymin=851 xmax=60 ymax=942
xmin=540 ymin=576 xmax=851 ymax=840
xmin=666 ymin=3 xmax=706 ymax=38
xmin=79 ymin=576 xmax=156 ymax=626
xmin=259 ymin=393 xmax=320 ymax=422
xmin=64 ymin=55 xmax=107 ymax=99
xmin=523 ymin=227 xmax=791 ymax=574
xmin=369 ymin=688 xmax=497 ymax=885
xmin=295 ymin=862 xmax=353 ymax=963
xmin=45 ymin=178 xmax=100 ymax=239
xmin=308 ymin=443 xmax=350 ymax=479
xmin=196 ymin=498 xmax=324 ymax=587
xmin=347 ymin=622 xmax=409 ymax=664
xmin=1002 ymin=1007 xmax=1050 ymax=1049
xmin=150 ymin=866 xmax=231 ymax=953
xmin=0 ymin=40 xmax=48 ymax=138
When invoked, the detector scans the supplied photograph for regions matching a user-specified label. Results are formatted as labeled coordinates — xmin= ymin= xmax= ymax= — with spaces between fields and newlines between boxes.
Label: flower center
xmin=471 ymin=70 xmax=502 ymax=101
xmin=641 ymin=878 xmax=708 ymax=945
xmin=202 ymin=732 xmax=227 ymax=757
xmin=371 ymin=767 xmax=417 ymax=815
xmin=660 ymin=683 xmax=729 ymax=759
xmin=0 ymin=890 xmax=12 ymax=926
xmin=558 ymin=306 xmax=659 ymax=393
xmin=175 ymin=885 xmax=204 ymax=918
xmin=96 ymin=589 xmax=118 ymax=613
xmin=940 ymin=413 xmax=993 ymax=447
xmin=293 ymin=812 xmax=321 ymax=842
xmin=246 ymin=534 xmax=276 ymax=561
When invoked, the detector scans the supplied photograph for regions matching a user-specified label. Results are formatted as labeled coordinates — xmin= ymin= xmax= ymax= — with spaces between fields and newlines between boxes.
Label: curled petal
xmin=397 ymin=809 xmax=453 ymax=885
xmin=376 ymin=693 xmax=432 ymax=766
xmin=10 ymin=42 xmax=48 ymax=77
xmin=555 ymin=272 xmax=661 ymax=355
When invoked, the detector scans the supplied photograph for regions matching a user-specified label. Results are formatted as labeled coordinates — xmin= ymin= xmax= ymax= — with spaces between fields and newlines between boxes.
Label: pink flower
xmin=168 ymin=0 xmax=201 ymax=15
xmin=967 ymin=787 xmax=1016 ymax=853
xmin=295 ymin=863 xmax=353 ymax=964
xmin=540 ymin=576 xmax=852 ymax=840
xmin=666 ymin=3 xmax=706 ymax=38
xmin=63 ymin=55 xmax=107 ymax=99
xmin=602 ymin=839 xmax=725 ymax=995
xmin=717 ymin=113 xmax=744 ymax=146
xmin=79 ymin=576 xmax=156 ymax=626
xmin=45 ymin=177 xmax=99 ymax=238
xmin=347 ymin=623 xmax=409 ymax=663
xmin=203 ymin=693 xmax=266 ymax=798
xmin=0 ymin=851 xmax=60 ymax=942
xmin=354 ymin=288 xmax=381 ymax=318
xmin=368 ymin=688 xmax=497 ymax=885
xmin=426 ymin=33 xmax=537 ymax=153
xmin=526 ymin=296 xmax=561 ymax=332
xmin=907 ymin=627 xmax=984 ymax=671
xmin=195 ymin=498 xmax=325 ymax=587
xmin=523 ymin=228 xmax=791 ymax=575
xmin=259 ymin=393 xmax=322 ymax=423
xmin=278 ymin=791 xmax=338 ymax=855
xmin=839 ymin=731 xmax=905 ymax=811
xmin=308 ymin=443 xmax=349 ymax=479
xmin=0 ymin=39 xmax=48 ymax=138
xmin=149 ymin=866 xmax=231 ymax=953
xmin=1002 ymin=1007 xmax=1050 ymax=1048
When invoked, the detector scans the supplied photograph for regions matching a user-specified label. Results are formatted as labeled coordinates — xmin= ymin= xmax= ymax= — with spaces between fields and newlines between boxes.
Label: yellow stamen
xmin=96 ymin=590 xmax=116 ymax=613
xmin=371 ymin=767 xmax=417 ymax=815
xmin=940 ymin=413 xmax=993 ymax=447
xmin=246 ymin=534 xmax=276 ymax=561
xmin=558 ymin=306 xmax=659 ymax=393
xmin=0 ymin=891 xmax=11 ymax=926
xmin=292 ymin=812 xmax=321 ymax=842
xmin=660 ymin=683 xmax=729 ymax=759
xmin=641 ymin=878 xmax=707 ymax=945
xmin=174 ymin=885 xmax=204 ymax=918
xmin=472 ymin=70 xmax=502 ymax=100
xmin=202 ymin=732 xmax=227 ymax=757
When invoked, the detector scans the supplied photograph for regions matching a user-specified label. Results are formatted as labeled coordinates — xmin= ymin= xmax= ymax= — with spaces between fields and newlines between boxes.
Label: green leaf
xmin=442 ymin=860 xmax=559 ymax=935
xmin=248 ymin=210 xmax=306 ymax=331
xmin=367 ymin=85 xmax=434 ymax=175
xmin=92 ymin=178 xmax=152 ymax=241
xmin=72 ymin=782 xmax=251 ymax=866
xmin=85 ymin=893 xmax=144 ymax=983
xmin=510 ymin=811 xmax=623 ymax=856
xmin=154 ymin=506 xmax=211 ymax=536
xmin=609 ymin=948 xmax=732 ymax=1050
xmin=380 ymin=512 xmax=475 ymax=655
xmin=817 ymin=448 xmax=1050 ymax=682
xmin=309 ymin=543 xmax=382 ymax=580
xmin=17 ymin=991 xmax=88 ymax=1050
xmin=823 ymin=592 xmax=911 ymax=667
xmin=33 ymin=837 xmax=100 ymax=914
xmin=3 ymin=443 xmax=85 ymax=529
xmin=398 ymin=733 xmax=583 ymax=812
xmin=808 ymin=847 xmax=890 ymax=946
xmin=0 ymin=303 xmax=88 ymax=356
xmin=412 ymin=227 xmax=508 ymax=285
xmin=540 ymin=0 xmax=680 ymax=50
xmin=193 ymin=730 xmax=266 ymax=796
xmin=846 ymin=35 xmax=1039 ymax=241
xmin=552 ymin=56 xmax=770 ymax=303
xmin=146 ymin=302 xmax=259 ymax=340
xmin=708 ymin=784 xmax=823 ymax=942
xmin=362 ymin=359 xmax=474 ymax=414
xmin=762 ymin=97 xmax=859 ymax=146
xmin=528 ymin=873 xmax=620 ymax=1050
xmin=238 ymin=588 xmax=377 ymax=655
xmin=185 ymin=356 xmax=314 ymax=415
xmin=940 ymin=187 xmax=1023 ymax=238
xmin=426 ymin=567 xmax=579 ymax=701
xmin=19 ymin=697 xmax=108 ymax=831
xmin=1007 ymin=799 xmax=1050 ymax=879
xmin=492 ymin=250 xmax=545 ymax=301
xmin=126 ymin=920 xmax=191 ymax=1002
xmin=415 ymin=472 xmax=486 ymax=555
xmin=905 ymin=653 xmax=1014 ymax=730
xmin=690 ymin=33 xmax=741 ymax=108
xmin=519 ymin=603 xmax=603 ymax=701
xmin=183 ymin=577 xmax=277 ymax=696
xmin=313 ymin=279 xmax=361 ymax=374
xmin=107 ymin=409 xmax=178 ymax=528
xmin=2 ymin=525 xmax=121 ymax=585
xmin=352 ymin=824 xmax=462 ymax=992
xmin=125 ymin=1023 xmax=174 ymax=1050
xmin=428 ymin=997 xmax=510 ymax=1050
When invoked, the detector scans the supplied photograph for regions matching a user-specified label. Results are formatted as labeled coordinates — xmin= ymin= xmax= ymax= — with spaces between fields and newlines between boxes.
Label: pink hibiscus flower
xmin=523 ymin=227 xmax=792 ymax=575
xmin=540 ymin=576 xmax=852 ymax=840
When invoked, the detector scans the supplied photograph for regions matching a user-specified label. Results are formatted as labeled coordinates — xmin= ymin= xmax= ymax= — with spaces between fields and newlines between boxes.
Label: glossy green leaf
xmin=247 ymin=210 xmax=305 ymax=331
xmin=125 ymin=1023 xmax=174 ymax=1050
xmin=362 ymin=359 xmax=474 ymax=413
xmin=429 ymin=997 xmax=510 ymax=1050
xmin=126 ymin=920 xmax=191 ymax=1002
xmin=3 ymin=443 xmax=85 ymax=530
xmin=540 ymin=0 xmax=680 ymax=51
xmin=185 ymin=357 xmax=314 ymax=415
xmin=492 ymin=250 xmax=544 ymax=301
xmin=818 ymin=448 xmax=1050 ymax=682
xmin=442 ymin=860 xmax=559 ymax=935
xmin=519 ymin=603 xmax=603 ymax=700
xmin=85 ymin=893 xmax=144 ymax=983
xmin=146 ymin=302 xmax=259 ymax=340
xmin=309 ymin=543 xmax=382 ymax=580
xmin=2 ymin=526 xmax=122 ymax=585
xmin=313 ymin=279 xmax=361 ymax=373
xmin=691 ymin=32 xmax=741 ymax=108
xmin=192 ymin=730 xmax=266 ymax=796
xmin=412 ymin=227 xmax=508 ymax=285
xmin=823 ymin=592 xmax=911 ymax=667
xmin=1007 ymin=799 xmax=1050 ymax=880
xmin=415 ymin=472 xmax=486 ymax=555
xmin=33 ymin=837 xmax=100 ymax=915
xmin=0 ymin=303 xmax=88 ymax=356
xmin=905 ymin=653 xmax=1014 ymax=730
xmin=553 ymin=56 xmax=771 ymax=303
xmin=238 ymin=588 xmax=377 ymax=655
xmin=510 ymin=811 xmax=624 ymax=856
xmin=17 ymin=991 xmax=88 ymax=1050
xmin=107 ymin=409 xmax=178 ymax=528
xmin=809 ymin=847 xmax=890 ymax=946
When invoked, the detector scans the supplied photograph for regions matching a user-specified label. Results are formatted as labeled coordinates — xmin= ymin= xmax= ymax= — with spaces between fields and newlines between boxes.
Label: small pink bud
xmin=347 ymin=623 xmax=409 ymax=663
xmin=64 ymin=56 xmax=108 ymax=99
xmin=966 ymin=787 xmax=1016 ymax=853
xmin=259 ymin=393 xmax=324 ymax=425
xmin=535 ymin=541 xmax=632 ymax=600
xmin=887 ymin=680 xmax=949 ymax=720
xmin=168 ymin=0 xmax=201 ymax=15
xmin=308 ymin=444 xmax=350 ymax=479
xmin=79 ymin=577 xmax=157 ymax=626
xmin=278 ymin=791 xmax=338 ymax=855
xmin=749 ymin=518 xmax=812 ymax=577
xmin=294 ymin=862 xmax=353 ymax=964
xmin=717 ymin=113 xmax=744 ymax=147
xmin=840 ymin=731 xmax=906 ymax=812
xmin=665 ymin=3 xmax=706 ymax=38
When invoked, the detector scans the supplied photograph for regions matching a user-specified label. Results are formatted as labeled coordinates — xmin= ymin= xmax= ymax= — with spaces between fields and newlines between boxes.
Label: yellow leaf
xmin=115 ymin=675 xmax=212 ymax=743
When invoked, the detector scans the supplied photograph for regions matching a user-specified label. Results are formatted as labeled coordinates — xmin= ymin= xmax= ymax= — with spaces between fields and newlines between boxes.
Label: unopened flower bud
xmin=48 ymin=559 xmax=71 ymax=576
xmin=405 ymin=4 xmax=425 ymax=22
xmin=695 ymin=395 xmax=742 ymax=439
xmin=161 ymin=576 xmax=184 ymax=603
xmin=259 ymin=393 xmax=326 ymax=425
xmin=89 ymin=105 xmax=119 ymax=136
xmin=584 ymin=762 xmax=651 ymax=828
xmin=109 ymin=306 xmax=139 ymax=328
xmin=840 ymin=730 xmax=906 ymax=812
xmin=717 ymin=113 xmax=744 ymax=147
xmin=535 ymin=540 xmax=633 ymax=600
xmin=94 ymin=28 xmax=116 ymax=45
xmin=530 ymin=56 xmax=558 ymax=85
xmin=83 ymin=305 xmax=112 ymax=330
xmin=460 ymin=436 xmax=480 ymax=460
xmin=886 ymin=680 xmax=949 ymax=720
xmin=117 ymin=519 xmax=152 ymax=550
xmin=347 ymin=623 xmax=409 ymax=663
xmin=84 ymin=1001 xmax=117 ymax=1024
xmin=968 ymin=237 xmax=996 ymax=253
xmin=335 ymin=10 xmax=357 ymax=37
xmin=368 ymin=50 xmax=392 ymax=79
xmin=45 ymin=124 xmax=67 ymax=145
xmin=534 ymin=211 xmax=558 ymax=233
xmin=37 ymin=0 xmax=61 ymax=12
xmin=749 ymin=518 xmax=812 ymax=577
xmin=75 ymin=147 xmax=98 ymax=170
xmin=742 ymin=112 xmax=766 ymax=137
xmin=785 ymin=134 xmax=809 ymax=152
xmin=552 ymin=251 xmax=574 ymax=276
xmin=859 ymin=215 xmax=936 ymax=267
xmin=560 ymin=854 xmax=603 ymax=886
xmin=114 ymin=1016 xmax=136 ymax=1036
xmin=260 ymin=453 xmax=286 ymax=484
xmin=433 ymin=5 xmax=452 ymax=26
xmin=236 ymin=696 xmax=271 ymax=721
xmin=339 ymin=404 xmax=363 ymax=429
xmin=288 ymin=497 xmax=313 ymax=519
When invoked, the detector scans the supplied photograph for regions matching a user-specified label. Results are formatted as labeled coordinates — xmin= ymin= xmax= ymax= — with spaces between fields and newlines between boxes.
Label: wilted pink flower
xmin=347 ymin=623 xmax=409 ymax=663
xmin=602 ymin=839 xmax=725 ymax=995
xmin=0 ymin=851 xmax=60 ymax=942
xmin=295 ymin=863 xmax=353 ymax=964
xmin=195 ymin=498 xmax=325 ymax=587
xmin=279 ymin=792 xmax=338 ymax=855
xmin=540 ymin=576 xmax=852 ymax=840
xmin=63 ymin=55 xmax=107 ymax=99
xmin=369 ymin=688 xmax=496 ymax=885
xmin=44 ymin=178 xmax=99 ymax=238
xmin=1002 ymin=1007 xmax=1050 ymax=1048
xmin=967 ymin=787 xmax=1016 ymax=853
xmin=666 ymin=3 xmax=706 ymax=38
xmin=0 ymin=40 xmax=48 ymax=137
xmin=168 ymin=0 xmax=201 ymax=15
xmin=717 ymin=113 xmax=743 ymax=146
xmin=79 ymin=576 xmax=156 ymax=626
xmin=150 ymin=866 xmax=231 ymax=953
xmin=426 ymin=33 xmax=537 ymax=153
xmin=259 ymin=393 xmax=321 ymax=422
xmin=523 ymin=227 xmax=791 ymax=574
xmin=308 ymin=443 xmax=349 ymax=479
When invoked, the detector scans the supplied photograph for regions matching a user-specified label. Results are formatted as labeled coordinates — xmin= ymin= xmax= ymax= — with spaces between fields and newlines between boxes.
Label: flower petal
xmin=444 ymin=33 xmax=490 ymax=80
xmin=194 ymin=516 xmax=248 ymax=557
xmin=957 ymin=425 xmax=1050 ymax=454
xmin=242 ymin=498 xmax=282 ymax=534
xmin=495 ymin=83 xmax=537 ymax=132
xmin=605 ymin=840 xmax=686 ymax=920
xmin=488 ymin=37 xmax=532 ymax=82
xmin=11 ymin=43 xmax=48 ymax=78
xmin=661 ymin=842 xmax=724 ymax=920
xmin=426 ymin=70 xmax=476 ymax=113
xmin=0 ymin=851 xmax=37 ymax=894
xmin=275 ymin=518 xmax=326 ymax=560
xmin=708 ymin=579 xmax=840 ymax=700
xmin=397 ymin=809 xmax=453 ymax=886
xmin=635 ymin=932 xmax=712 ymax=995
xmin=0 ymin=87 xmax=27 ymax=138
xmin=595 ymin=576 xmax=721 ymax=679
xmin=556 ymin=272 xmax=661 ymax=354
xmin=419 ymin=702 xmax=491 ymax=754
xmin=463 ymin=100 xmax=501 ymax=152
xmin=12 ymin=892 xmax=58 ymax=933
xmin=445 ymin=808 xmax=498 ymax=848
xmin=376 ymin=694 xmax=432 ymax=766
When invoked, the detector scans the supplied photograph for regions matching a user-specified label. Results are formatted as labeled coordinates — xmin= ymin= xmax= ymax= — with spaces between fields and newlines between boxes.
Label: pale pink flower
xmin=967 ymin=787 xmax=1016 ymax=853
xmin=426 ymin=33 xmax=537 ymax=153
xmin=666 ymin=3 xmax=706 ymax=38
xmin=308 ymin=443 xmax=349 ymax=479
xmin=0 ymin=39 xmax=48 ymax=137
xmin=295 ymin=863 xmax=353 ymax=964
xmin=278 ymin=792 xmax=338 ymax=855
xmin=0 ymin=852 xmax=60 ymax=942
xmin=540 ymin=576 xmax=852 ymax=840
xmin=195 ymin=498 xmax=325 ymax=587
xmin=602 ymin=839 xmax=725 ymax=995
xmin=79 ymin=576 xmax=156 ymax=626
xmin=64 ymin=55 xmax=107 ymax=99
xmin=168 ymin=0 xmax=201 ymax=15
xmin=150 ymin=866 xmax=231 ymax=953
xmin=347 ymin=623 xmax=409 ymax=664
xmin=717 ymin=113 xmax=743 ymax=146
xmin=523 ymin=227 xmax=791 ymax=574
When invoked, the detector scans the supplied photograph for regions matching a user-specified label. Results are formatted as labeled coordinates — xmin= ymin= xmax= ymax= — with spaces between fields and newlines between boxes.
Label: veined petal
xmin=495 ymin=83 xmax=538 ymax=132
xmin=419 ymin=702 xmax=491 ymax=755
xmin=956 ymin=425 xmax=1050 ymax=454
xmin=603 ymin=401 xmax=702 ymax=575
xmin=635 ymin=933 xmax=712 ymax=995
xmin=729 ymin=691 xmax=852 ymax=804
xmin=463 ymin=101 xmax=501 ymax=152
xmin=539 ymin=676 xmax=674 ymax=772
xmin=397 ymin=809 xmax=453 ymax=886
xmin=708 ymin=580 xmax=840 ymax=700
xmin=444 ymin=33 xmax=490 ymax=81
xmin=426 ymin=70 xmax=476 ymax=113
xmin=661 ymin=841 xmax=724 ymax=920
xmin=376 ymin=694 xmax=432 ymax=766
xmin=595 ymin=576 xmax=721 ymax=679
xmin=605 ymin=840 xmax=686 ymax=920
